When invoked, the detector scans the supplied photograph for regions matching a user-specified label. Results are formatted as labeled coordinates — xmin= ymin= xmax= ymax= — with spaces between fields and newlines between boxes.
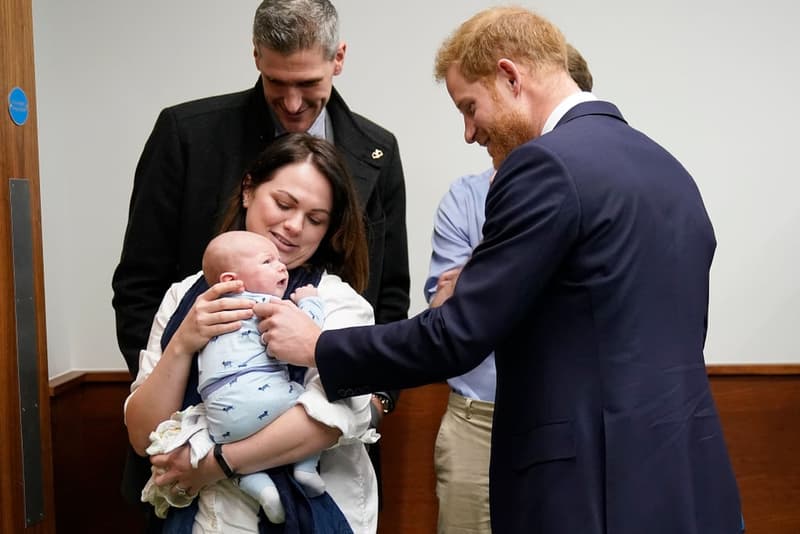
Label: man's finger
xmin=255 ymin=298 xmax=291 ymax=318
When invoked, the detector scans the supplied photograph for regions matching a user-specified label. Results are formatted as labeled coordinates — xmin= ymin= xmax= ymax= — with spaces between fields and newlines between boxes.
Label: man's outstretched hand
xmin=255 ymin=298 xmax=320 ymax=368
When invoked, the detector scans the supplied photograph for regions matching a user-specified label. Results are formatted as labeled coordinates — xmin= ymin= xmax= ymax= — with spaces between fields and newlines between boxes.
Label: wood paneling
xmin=377 ymin=383 xmax=449 ymax=534
xmin=1 ymin=0 xmax=55 ymax=532
xmin=49 ymin=371 xmax=144 ymax=534
xmin=50 ymin=368 xmax=799 ymax=533
xmin=709 ymin=372 xmax=800 ymax=534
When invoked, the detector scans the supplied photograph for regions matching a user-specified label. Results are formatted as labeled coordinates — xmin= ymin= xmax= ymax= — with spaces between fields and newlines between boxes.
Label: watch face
xmin=373 ymin=393 xmax=393 ymax=414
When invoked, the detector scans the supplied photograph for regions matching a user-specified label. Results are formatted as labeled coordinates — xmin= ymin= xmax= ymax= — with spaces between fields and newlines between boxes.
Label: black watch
xmin=373 ymin=392 xmax=394 ymax=414
xmin=213 ymin=443 xmax=237 ymax=478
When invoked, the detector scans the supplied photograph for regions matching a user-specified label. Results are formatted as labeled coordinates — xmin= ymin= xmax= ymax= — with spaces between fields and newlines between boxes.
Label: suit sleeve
xmin=372 ymin=136 xmax=410 ymax=326
xmin=112 ymin=108 xmax=186 ymax=376
xmin=296 ymin=274 xmax=376 ymax=444
xmin=315 ymin=143 xmax=581 ymax=399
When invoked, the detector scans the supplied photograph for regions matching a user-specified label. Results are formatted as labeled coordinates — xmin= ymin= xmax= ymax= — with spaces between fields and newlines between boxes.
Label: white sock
xmin=294 ymin=469 xmax=326 ymax=497
xmin=257 ymin=486 xmax=285 ymax=524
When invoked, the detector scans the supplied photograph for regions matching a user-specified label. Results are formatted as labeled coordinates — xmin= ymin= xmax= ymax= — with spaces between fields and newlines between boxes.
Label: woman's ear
xmin=220 ymin=272 xmax=238 ymax=283
xmin=242 ymin=175 xmax=253 ymax=208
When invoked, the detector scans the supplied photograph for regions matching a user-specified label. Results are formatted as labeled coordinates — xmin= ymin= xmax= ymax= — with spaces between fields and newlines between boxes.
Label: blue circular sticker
xmin=8 ymin=87 xmax=29 ymax=126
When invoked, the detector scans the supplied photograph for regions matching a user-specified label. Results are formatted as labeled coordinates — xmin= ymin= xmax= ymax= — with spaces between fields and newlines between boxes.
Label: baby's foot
xmin=294 ymin=469 xmax=326 ymax=497
xmin=258 ymin=486 xmax=286 ymax=524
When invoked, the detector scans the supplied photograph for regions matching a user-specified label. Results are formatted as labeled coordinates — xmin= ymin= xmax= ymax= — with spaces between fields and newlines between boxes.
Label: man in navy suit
xmin=259 ymin=6 xmax=743 ymax=533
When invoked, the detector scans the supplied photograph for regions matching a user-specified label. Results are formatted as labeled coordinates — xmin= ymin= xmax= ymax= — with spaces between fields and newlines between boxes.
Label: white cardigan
xmin=125 ymin=272 xmax=379 ymax=533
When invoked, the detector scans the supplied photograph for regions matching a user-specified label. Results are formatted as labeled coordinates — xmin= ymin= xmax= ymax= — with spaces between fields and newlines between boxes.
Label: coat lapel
xmin=326 ymin=88 xmax=384 ymax=206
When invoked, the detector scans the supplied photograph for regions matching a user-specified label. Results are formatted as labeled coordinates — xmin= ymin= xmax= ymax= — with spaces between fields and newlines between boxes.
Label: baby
xmin=199 ymin=230 xmax=325 ymax=523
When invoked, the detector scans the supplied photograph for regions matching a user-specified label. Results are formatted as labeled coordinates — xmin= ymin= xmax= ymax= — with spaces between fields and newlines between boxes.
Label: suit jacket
xmin=112 ymin=79 xmax=410 ymax=377
xmin=315 ymin=101 xmax=742 ymax=533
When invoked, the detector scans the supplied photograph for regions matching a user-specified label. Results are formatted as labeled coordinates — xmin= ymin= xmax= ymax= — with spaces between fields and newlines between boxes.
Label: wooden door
xmin=0 ymin=0 xmax=56 ymax=532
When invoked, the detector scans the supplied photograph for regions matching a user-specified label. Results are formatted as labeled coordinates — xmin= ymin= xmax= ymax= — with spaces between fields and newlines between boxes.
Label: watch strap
xmin=213 ymin=443 xmax=237 ymax=478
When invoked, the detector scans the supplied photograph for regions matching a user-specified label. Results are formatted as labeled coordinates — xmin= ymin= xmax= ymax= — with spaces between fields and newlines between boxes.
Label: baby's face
xmin=237 ymin=240 xmax=289 ymax=297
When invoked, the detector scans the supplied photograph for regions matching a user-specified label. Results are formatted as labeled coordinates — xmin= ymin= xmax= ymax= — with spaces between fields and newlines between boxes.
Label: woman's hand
xmin=150 ymin=444 xmax=225 ymax=499
xmin=170 ymin=280 xmax=255 ymax=356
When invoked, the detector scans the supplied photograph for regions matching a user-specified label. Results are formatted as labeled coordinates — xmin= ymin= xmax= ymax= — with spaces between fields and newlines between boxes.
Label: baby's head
xmin=202 ymin=231 xmax=288 ymax=297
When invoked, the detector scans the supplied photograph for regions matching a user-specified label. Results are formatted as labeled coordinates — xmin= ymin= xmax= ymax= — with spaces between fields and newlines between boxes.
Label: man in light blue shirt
xmin=426 ymin=168 xmax=496 ymax=401
xmin=425 ymin=168 xmax=495 ymax=533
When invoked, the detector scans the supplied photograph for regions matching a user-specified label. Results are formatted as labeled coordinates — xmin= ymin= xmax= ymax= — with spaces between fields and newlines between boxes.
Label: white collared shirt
xmin=541 ymin=91 xmax=598 ymax=136
xmin=272 ymin=107 xmax=329 ymax=140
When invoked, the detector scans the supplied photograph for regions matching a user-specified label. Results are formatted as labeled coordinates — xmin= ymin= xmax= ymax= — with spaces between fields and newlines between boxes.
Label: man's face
xmin=445 ymin=64 xmax=536 ymax=169
xmin=254 ymin=43 xmax=345 ymax=133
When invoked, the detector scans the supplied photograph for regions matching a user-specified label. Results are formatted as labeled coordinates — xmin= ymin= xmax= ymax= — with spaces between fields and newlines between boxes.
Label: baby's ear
xmin=220 ymin=272 xmax=238 ymax=283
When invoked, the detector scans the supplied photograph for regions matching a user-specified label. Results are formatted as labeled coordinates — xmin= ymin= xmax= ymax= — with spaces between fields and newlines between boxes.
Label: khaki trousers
xmin=434 ymin=391 xmax=494 ymax=534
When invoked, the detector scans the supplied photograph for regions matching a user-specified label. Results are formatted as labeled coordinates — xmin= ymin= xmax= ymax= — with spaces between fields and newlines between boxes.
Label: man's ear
xmin=333 ymin=41 xmax=346 ymax=76
xmin=220 ymin=272 xmax=238 ymax=283
xmin=497 ymin=58 xmax=522 ymax=96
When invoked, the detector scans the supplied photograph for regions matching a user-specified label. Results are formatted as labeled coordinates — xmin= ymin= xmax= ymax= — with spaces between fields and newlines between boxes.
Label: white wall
xmin=32 ymin=0 xmax=800 ymax=378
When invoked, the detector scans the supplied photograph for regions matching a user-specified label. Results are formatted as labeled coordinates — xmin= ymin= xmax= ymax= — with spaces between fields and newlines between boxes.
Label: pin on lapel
xmin=371 ymin=148 xmax=384 ymax=160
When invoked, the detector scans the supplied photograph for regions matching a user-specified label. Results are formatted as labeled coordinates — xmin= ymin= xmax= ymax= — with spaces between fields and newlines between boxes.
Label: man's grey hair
xmin=253 ymin=0 xmax=340 ymax=59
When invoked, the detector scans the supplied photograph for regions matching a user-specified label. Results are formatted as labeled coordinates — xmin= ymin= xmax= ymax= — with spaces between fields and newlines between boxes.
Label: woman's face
xmin=243 ymin=161 xmax=333 ymax=269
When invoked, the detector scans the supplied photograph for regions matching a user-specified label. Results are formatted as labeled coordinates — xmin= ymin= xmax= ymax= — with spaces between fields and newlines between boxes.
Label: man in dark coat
xmin=113 ymin=0 xmax=409 ymax=528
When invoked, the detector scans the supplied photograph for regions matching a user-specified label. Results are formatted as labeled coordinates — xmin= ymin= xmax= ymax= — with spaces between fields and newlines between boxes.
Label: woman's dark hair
xmin=217 ymin=133 xmax=369 ymax=293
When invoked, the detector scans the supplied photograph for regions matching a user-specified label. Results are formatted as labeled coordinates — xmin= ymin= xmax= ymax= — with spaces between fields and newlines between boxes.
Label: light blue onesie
xmin=197 ymin=290 xmax=325 ymax=503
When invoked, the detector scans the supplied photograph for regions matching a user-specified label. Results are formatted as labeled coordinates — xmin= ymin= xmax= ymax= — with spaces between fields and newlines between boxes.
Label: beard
xmin=486 ymin=107 xmax=537 ymax=170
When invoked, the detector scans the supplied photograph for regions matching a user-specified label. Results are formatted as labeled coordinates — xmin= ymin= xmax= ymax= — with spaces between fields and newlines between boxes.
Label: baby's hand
xmin=291 ymin=284 xmax=318 ymax=303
